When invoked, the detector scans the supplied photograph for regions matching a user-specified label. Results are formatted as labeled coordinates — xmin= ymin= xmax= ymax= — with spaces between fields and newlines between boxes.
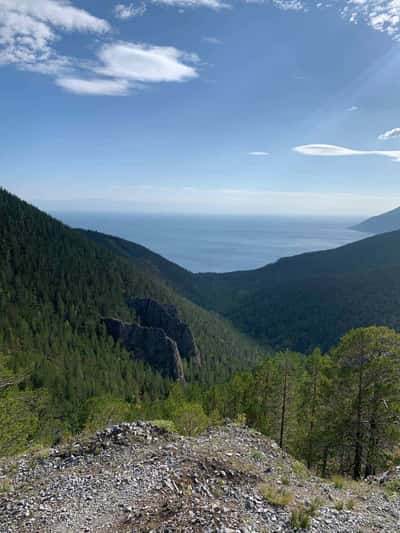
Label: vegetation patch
xmin=260 ymin=484 xmax=293 ymax=507
xmin=290 ymin=506 xmax=312 ymax=529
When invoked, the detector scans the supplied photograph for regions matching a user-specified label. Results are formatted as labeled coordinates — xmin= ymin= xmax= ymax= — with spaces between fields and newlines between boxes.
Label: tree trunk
xmin=353 ymin=362 xmax=364 ymax=480
xmin=279 ymin=360 xmax=288 ymax=449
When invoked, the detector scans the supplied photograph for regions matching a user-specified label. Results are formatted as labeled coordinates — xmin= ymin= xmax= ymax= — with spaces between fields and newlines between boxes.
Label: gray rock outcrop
xmin=103 ymin=317 xmax=185 ymax=381
xmin=130 ymin=298 xmax=201 ymax=367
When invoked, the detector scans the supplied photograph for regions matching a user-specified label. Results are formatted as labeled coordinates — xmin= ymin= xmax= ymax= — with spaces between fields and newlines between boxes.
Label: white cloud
xmin=0 ymin=1 xmax=199 ymax=96
xmin=0 ymin=0 xmax=109 ymax=73
xmin=249 ymin=151 xmax=270 ymax=156
xmin=54 ymin=42 xmax=199 ymax=95
xmin=294 ymin=143 xmax=400 ymax=161
xmin=342 ymin=0 xmax=400 ymax=39
xmin=347 ymin=105 xmax=359 ymax=111
xmin=95 ymin=42 xmax=198 ymax=83
xmin=378 ymin=128 xmax=400 ymax=140
xmin=56 ymin=77 xmax=130 ymax=96
xmin=114 ymin=3 xmax=146 ymax=19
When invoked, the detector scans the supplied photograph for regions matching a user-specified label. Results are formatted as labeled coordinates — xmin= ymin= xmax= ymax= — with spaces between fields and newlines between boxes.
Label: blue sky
xmin=1 ymin=0 xmax=400 ymax=215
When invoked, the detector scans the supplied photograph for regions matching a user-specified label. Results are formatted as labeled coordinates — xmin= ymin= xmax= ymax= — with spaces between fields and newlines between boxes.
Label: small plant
xmin=308 ymin=497 xmax=322 ymax=516
xmin=345 ymin=499 xmax=355 ymax=510
xmin=252 ymin=450 xmax=264 ymax=462
xmin=331 ymin=475 xmax=345 ymax=490
xmin=290 ymin=506 xmax=312 ymax=529
xmin=281 ymin=476 xmax=290 ymax=485
xmin=335 ymin=500 xmax=344 ymax=511
xmin=260 ymin=484 xmax=293 ymax=507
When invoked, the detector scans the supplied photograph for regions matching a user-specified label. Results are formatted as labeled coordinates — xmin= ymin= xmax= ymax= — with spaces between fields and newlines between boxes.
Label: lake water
xmin=54 ymin=212 xmax=367 ymax=273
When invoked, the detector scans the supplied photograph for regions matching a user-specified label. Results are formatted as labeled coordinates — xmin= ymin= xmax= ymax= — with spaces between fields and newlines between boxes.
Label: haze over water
xmin=55 ymin=212 xmax=367 ymax=273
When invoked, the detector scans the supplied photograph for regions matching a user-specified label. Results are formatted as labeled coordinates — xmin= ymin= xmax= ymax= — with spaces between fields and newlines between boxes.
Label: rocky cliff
xmin=103 ymin=317 xmax=185 ymax=380
xmin=130 ymin=298 xmax=201 ymax=367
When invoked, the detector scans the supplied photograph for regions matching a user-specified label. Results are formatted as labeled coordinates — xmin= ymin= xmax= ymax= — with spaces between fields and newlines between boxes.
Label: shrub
xmin=150 ymin=419 xmax=177 ymax=433
xmin=172 ymin=402 xmax=209 ymax=437
xmin=84 ymin=396 xmax=135 ymax=432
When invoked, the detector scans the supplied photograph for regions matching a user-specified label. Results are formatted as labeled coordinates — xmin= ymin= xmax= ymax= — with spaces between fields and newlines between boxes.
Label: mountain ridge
xmin=351 ymin=206 xmax=400 ymax=234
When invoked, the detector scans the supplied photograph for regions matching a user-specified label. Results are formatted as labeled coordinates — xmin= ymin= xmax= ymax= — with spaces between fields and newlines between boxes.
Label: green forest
xmin=2 ymin=188 xmax=400 ymax=482
xmin=0 ymin=188 xmax=262 ymax=445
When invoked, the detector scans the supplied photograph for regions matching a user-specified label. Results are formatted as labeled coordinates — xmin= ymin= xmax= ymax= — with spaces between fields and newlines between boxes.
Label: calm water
xmin=54 ymin=212 xmax=367 ymax=273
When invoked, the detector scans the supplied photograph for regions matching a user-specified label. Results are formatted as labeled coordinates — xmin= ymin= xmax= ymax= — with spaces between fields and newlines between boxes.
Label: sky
xmin=1 ymin=0 xmax=400 ymax=216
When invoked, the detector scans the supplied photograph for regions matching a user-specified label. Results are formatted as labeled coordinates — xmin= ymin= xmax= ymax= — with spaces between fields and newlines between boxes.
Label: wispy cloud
xmin=249 ymin=151 xmax=270 ymax=156
xmin=152 ymin=0 xmax=229 ymax=8
xmin=27 ymin=183 xmax=400 ymax=216
xmin=114 ymin=3 xmax=146 ymax=19
xmin=56 ymin=77 xmax=130 ymax=96
xmin=202 ymin=36 xmax=222 ymax=44
xmin=294 ymin=143 xmax=400 ymax=161
xmin=378 ymin=128 xmax=400 ymax=140
xmin=347 ymin=105 xmax=359 ymax=112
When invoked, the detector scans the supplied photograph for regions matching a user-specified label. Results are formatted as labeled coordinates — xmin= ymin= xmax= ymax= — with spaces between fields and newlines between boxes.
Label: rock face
xmin=103 ymin=318 xmax=185 ymax=381
xmin=130 ymin=298 xmax=201 ymax=367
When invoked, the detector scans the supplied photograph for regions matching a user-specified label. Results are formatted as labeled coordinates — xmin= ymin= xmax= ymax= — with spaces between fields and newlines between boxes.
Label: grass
xmin=384 ymin=480 xmax=400 ymax=495
xmin=252 ymin=450 xmax=264 ymax=462
xmin=260 ymin=484 xmax=293 ymax=507
xmin=346 ymin=499 xmax=355 ymax=510
xmin=290 ymin=506 xmax=312 ymax=529
xmin=331 ymin=475 xmax=345 ymax=489
xmin=308 ymin=497 xmax=322 ymax=516
xmin=334 ymin=500 xmax=344 ymax=511
xmin=0 ymin=479 xmax=12 ymax=495
xmin=281 ymin=476 xmax=290 ymax=485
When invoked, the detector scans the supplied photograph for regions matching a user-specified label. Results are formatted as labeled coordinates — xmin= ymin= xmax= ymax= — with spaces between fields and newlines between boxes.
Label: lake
xmin=54 ymin=212 xmax=367 ymax=273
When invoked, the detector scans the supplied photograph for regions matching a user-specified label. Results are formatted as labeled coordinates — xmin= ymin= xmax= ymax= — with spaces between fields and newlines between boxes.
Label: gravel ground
xmin=0 ymin=422 xmax=399 ymax=532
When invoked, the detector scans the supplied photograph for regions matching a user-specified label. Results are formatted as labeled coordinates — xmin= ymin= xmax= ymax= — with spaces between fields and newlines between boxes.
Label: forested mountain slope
xmin=0 ymin=189 xmax=263 ymax=435
xmin=351 ymin=206 xmax=400 ymax=234
xmin=85 ymin=228 xmax=400 ymax=353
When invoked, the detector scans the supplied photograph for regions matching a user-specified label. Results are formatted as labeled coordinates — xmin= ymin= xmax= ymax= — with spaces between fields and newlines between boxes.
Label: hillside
xmin=1 ymin=422 xmax=398 ymax=532
xmin=85 ymin=228 xmax=400 ymax=352
xmin=351 ymin=206 xmax=400 ymax=234
xmin=0 ymin=189 xmax=263 ymax=437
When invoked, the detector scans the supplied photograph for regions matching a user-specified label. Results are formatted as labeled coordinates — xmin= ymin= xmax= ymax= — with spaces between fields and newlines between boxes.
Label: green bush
xmin=84 ymin=396 xmax=136 ymax=432
xmin=172 ymin=402 xmax=209 ymax=436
